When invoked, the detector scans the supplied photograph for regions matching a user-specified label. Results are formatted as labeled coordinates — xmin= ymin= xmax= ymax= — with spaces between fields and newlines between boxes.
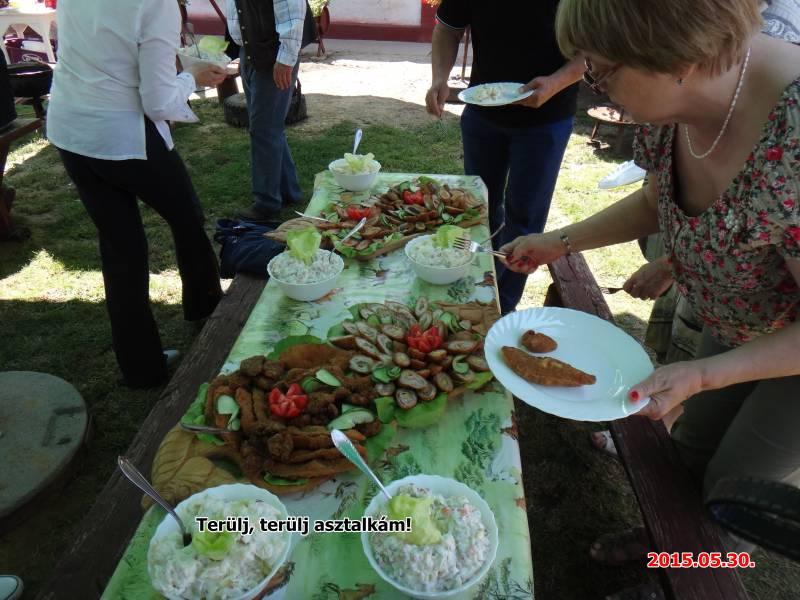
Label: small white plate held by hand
xmin=458 ymin=82 xmax=533 ymax=107
xmin=485 ymin=307 xmax=653 ymax=421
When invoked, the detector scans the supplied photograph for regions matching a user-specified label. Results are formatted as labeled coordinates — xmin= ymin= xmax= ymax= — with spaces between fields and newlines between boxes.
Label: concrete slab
xmin=0 ymin=371 xmax=87 ymax=518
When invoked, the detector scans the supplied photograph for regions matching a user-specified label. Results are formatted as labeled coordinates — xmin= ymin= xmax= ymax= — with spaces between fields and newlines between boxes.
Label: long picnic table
xmin=40 ymin=172 xmax=535 ymax=599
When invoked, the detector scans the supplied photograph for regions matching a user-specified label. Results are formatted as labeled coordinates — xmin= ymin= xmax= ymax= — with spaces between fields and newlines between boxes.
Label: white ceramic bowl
xmin=361 ymin=474 xmax=499 ymax=599
xmin=405 ymin=235 xmax=473 ymax=285
xmin=147 ymin=483 xmax=292 ymax=600
xmin=328 ymin=158 xmax=381 ymax=192
xmin=267 ymin=250 xmax=344 ymax=301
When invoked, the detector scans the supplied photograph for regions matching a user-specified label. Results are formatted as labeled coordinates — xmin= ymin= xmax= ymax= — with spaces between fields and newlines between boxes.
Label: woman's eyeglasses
xmin=583 ymin=58 xmax=620 ymax=95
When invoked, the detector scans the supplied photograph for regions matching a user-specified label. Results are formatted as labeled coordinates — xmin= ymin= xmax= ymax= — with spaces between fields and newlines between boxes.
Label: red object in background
xmin=45 ymin=0 xmax=56 ymax=8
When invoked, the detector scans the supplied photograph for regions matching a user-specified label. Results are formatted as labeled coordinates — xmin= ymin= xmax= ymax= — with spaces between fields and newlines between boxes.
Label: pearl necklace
xmin=684 ymin=46 xmax=751 ymax=160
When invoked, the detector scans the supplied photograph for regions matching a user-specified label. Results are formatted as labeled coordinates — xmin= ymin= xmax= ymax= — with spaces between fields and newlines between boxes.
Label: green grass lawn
xmin=0 ymin=100 xmax=797 ymax=599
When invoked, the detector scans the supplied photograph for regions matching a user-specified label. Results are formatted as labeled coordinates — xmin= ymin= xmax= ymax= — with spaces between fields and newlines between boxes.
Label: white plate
xmin=458 ymin=82 xmax=533 ymax=107
xmin=177 ymin=51 xmax=238 ymax=74
xmin=485 ymin=307 xmax=653 ymax=421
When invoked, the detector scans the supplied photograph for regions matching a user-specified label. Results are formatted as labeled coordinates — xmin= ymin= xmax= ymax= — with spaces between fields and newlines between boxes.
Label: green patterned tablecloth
xmin=102 ymin=173 xmax=534 ymax=600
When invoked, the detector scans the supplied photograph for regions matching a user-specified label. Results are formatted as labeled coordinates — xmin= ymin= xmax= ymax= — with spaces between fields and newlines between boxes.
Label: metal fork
xmin=453 ymin=223 xmax=507 ymax=258
xmin=452 ymin=238 xmax=509 ymax=259
xmin=331 ymin=217 xmax=366 ymax=262
xmin=599 ymin=286 xmax=624 ymax=295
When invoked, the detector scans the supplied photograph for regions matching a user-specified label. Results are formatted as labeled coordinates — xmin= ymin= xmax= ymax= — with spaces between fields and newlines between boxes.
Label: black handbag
xmin=285 ymin=79 xmax=308 ymax=125
xmin=213 ymin=219 xmax=285 ymax=279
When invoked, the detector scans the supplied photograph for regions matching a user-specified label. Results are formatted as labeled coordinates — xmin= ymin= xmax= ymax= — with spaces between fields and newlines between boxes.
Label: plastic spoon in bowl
xmin=331 ymin=217 xmax=367 ymax=263
xmin=117 ymin=456 xmax=192 ymax=546
xmin=352 ymin=128 xmax=363 ymax=155
xmin=185 ymin=22 xmax=202 ymax=59
xmin=331 ymin=429 xmax=392 ymax=500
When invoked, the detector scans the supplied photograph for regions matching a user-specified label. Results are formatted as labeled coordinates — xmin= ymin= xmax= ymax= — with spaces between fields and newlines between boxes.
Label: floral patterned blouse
xmin=633 ymin=77 xmax=800 ymax=347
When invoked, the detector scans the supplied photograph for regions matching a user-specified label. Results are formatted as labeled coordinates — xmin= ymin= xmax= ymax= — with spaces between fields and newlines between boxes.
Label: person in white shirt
xmin=47 ymin=0 xmax=228 ymax=388
xmin=227 ymin=0 xmax=307 ymax=224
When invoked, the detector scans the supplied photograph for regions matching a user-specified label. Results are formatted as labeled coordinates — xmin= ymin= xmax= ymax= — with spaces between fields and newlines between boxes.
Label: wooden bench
xmin=545 ymin=253 xmax=750 ymax=600
xmin=36 ymin=275 xmax=267 ymax=599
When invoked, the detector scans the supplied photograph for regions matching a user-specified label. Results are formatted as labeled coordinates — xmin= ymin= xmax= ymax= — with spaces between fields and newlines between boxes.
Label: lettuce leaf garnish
xmin=433 ymin=225 xmax=467 ymax=249
xmin=197 ymin=36 xmax=229 ymax=56
xmin=286 ymin=226 xmax=322 ymax=265
xmin=342 ymin=153 xmax=376 ymax=174
xmin=192 ymin=528 xmax=235 ymax=561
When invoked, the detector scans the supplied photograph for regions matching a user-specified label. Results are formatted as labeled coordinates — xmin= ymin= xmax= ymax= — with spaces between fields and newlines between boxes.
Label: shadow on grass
xmin=0 ymin=98 xmax=464 ymax=283
xmin=0 ymin=295 xmax=198 ymax=597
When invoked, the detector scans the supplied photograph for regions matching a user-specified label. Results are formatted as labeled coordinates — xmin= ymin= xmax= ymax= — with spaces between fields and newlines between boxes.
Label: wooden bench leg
xmin=216 ymin=76 xmax=239 ymax=105
xmin=544 ymin=282 xmax=564 ymax=308
xmin=0 ymin=184 xmax=28 ymax=241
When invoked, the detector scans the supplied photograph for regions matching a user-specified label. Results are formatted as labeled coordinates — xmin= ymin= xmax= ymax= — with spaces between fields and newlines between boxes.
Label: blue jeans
xmin=240 ymin=51 xmax=303 ymax=214
xmin=461 ymin=107 xmax=573 ymax=313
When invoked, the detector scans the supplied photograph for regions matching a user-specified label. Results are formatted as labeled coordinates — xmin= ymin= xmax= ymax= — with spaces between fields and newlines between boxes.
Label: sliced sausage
xmin=381 ymin=324 xmax=406 ymax=341
xmin=446 ymin=340 xmax=479 ymax=354
xmin=398 ymin=369 xmax=428 ymax=391
xmin=393 ymin=352 xmax=411 ymax=368
xmin=356 ymin=321 xmax=379 ymax=342
xmin=395 ymin=389 xmax=418 ymax=410
xmin=355 ymin=337 xmax=382 ymax=360
xmin=466 ymin=356 xmax=490 ymax=372
xmin=434 ymin=372 xmax=454 ymax=392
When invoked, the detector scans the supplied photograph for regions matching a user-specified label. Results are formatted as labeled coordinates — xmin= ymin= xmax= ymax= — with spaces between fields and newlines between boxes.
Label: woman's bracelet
xmin=559 ymin=231 xmax=572 ymax=256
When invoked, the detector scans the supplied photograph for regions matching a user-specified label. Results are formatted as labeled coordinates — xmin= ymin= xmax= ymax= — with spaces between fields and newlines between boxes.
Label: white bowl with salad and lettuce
xmin=268 ymin=227 xmax=344 ymax=301
xmin=147 ymin=483 xmax=292 ymax=600
xmin=178 ymin=36 xmax=235 ymax=72
xmin=405 ymin=226 xmax=474 ymax=285
xmin=329 ymin=152 xmax=381 ymax=192
xmin=362 ymin=475 xmax=499 ymax=598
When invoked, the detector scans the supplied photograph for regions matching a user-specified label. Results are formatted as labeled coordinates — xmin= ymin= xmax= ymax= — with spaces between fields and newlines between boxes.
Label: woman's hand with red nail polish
xmin=631 ymin=361 xmax=707 ymax=421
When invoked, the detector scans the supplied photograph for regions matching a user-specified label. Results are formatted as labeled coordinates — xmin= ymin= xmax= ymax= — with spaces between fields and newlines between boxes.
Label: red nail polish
xmin=629 ymin=390 xmax=639 ymax=401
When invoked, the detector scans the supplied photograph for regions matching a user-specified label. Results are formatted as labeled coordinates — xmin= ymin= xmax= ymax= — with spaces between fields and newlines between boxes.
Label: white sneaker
xmin=598 ymin=160 xmax=647 ymax=189
xmin=0 ymin=576 xmax=23 ymax=600
xmin=164 ymin=349 xmax=181 ymax=368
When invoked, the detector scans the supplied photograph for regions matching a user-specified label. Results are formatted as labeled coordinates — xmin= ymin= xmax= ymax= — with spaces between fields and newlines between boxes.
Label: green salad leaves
xmin=433 ymin=225 xmax=468 ymax=249
xmin=286 ymin=226 xmax=322 ymax=265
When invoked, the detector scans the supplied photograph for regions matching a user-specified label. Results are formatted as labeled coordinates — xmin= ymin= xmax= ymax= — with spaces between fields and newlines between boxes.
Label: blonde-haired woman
xmin=501 ymin=0 xmax=800 ymax=594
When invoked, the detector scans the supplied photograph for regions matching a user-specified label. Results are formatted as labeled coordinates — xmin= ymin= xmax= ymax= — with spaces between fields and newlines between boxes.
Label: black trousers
xmin=57 ymin=119 xmax=223 ymax=387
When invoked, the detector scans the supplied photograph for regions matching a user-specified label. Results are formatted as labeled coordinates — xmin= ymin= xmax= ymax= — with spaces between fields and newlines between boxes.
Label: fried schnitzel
xmin=502 ymin=346 xmax=596 ymax=387
xmin=521 ymin=329 xmax=557 ymax=353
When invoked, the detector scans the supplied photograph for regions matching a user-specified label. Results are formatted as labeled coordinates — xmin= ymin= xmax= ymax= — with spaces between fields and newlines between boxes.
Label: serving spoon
xmin=352 ymin=128 xmax=363 ymax=155
xmin=331 ymin=429 xmax=392 ymax=500
xmin=117 ymin=456 xmax=192 ymax=546
xmin=330 ymin=217 xmax=367 ymax=263
xmin=180 ymin=422 xmax=232 ymax=436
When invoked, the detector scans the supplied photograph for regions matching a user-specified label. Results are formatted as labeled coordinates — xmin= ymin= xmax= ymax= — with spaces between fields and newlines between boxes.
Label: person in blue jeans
xmin=227 ymin=0 xmax=306 ymax=224
xmin=426 ymin=0 xmax=584 ymax=314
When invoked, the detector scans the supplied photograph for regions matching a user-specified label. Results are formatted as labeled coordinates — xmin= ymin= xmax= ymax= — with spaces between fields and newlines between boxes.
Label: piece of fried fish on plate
xmin=520 ymin=329 xmax=557 ymax=353
xmin=501 ymin=346 xmax=596 ymax=387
